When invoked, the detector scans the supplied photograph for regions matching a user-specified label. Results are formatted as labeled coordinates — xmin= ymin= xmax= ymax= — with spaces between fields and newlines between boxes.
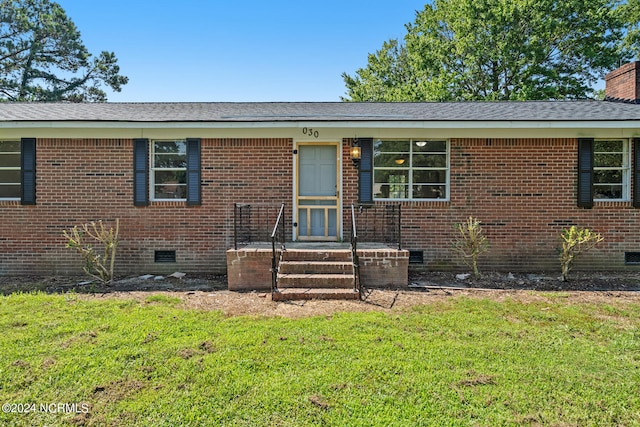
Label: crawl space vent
xmin=624 ymin=252 xmax=640 ymax=265
xmin=154 ymin=250 xmax=176 ymax=263
xmin=409 ymin=250 xmax=424 ymax=264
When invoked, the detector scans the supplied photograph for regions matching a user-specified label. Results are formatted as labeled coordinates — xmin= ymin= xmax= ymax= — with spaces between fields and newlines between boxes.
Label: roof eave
xmin=1 ymin=119 xmax=639 ymax=129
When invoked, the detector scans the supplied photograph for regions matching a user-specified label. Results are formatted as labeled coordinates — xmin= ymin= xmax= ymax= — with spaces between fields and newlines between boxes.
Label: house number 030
xmin=302 ymin=127 xmax=319 ymax=138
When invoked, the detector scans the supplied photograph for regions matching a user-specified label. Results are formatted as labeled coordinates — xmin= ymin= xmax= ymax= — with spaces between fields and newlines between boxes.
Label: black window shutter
xmin=133 ymin=138 xmax=149 ymax=206
xmin=634 ymin=138 xmax=640 ymax=208
xmin=186 ymin=138 xmax=201 ymax=206
xmin=20 ymin=138 xmax=36 ymax=205
xmin=577 ymin=138 xmax=594 ymax=208
xmin=358 ymin=138 xmax=374 ymax=204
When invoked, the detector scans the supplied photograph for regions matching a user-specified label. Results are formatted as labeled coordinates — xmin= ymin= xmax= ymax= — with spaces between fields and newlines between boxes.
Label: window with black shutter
xmin=151 ymin=140 xmax=187 ymax=200
xmin=137 ymin=138 xmax=201 ymax=205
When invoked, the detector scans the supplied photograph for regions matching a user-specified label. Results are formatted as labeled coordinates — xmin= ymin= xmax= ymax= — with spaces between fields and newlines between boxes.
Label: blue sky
xmin=56 ymin=1 xmax=428 ymax=102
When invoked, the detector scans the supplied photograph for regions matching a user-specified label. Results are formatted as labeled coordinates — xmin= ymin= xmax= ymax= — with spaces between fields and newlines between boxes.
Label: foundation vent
xmin=624 ymin=252 xmax=640 ymax=265
xmin=409 ymin=250 xmax=424 ymax=264
xmin=154 ymin=250 xmax=176 ymax=263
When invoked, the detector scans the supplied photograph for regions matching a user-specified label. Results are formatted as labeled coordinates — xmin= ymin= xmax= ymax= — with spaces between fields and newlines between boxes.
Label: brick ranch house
xmin=1 ymin=61 xmax=639 ymax=291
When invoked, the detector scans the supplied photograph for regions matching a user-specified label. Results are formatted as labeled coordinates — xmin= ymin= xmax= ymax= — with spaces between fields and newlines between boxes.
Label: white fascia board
xmin=2 ymin=120 xmax=640 ymax=139
xmin=2 ymin=121 xmax=638 ymax=140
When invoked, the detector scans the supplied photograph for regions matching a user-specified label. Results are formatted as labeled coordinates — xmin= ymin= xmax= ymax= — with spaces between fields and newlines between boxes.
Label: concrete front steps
xmin=272 ymin=248 xmax=359 ymax=301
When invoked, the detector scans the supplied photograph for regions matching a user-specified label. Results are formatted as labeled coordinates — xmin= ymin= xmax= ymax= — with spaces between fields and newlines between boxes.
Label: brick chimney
xmin=605 ymin=61 xmax=640 ymax=103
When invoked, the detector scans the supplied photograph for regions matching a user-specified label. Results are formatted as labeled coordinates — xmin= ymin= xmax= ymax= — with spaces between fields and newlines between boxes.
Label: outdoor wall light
xmin=350 ymin=140 xmax=361 ymax=167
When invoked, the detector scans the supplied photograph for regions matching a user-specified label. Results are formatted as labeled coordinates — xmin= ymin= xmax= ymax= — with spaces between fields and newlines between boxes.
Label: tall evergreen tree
xmin=0 ymin=0 xmax=128 ymax=102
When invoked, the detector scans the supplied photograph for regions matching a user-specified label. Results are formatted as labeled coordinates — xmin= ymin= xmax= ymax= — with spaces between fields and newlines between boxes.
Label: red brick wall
xmin=343 ymin=137 xmax=638 ymax=273
xmin=1 ymin=136 xmax=638 ymax=276
xmin=397 ymin=138 xmax=639 ymax=272
xmin=0 ymin=137 xmax=293 ymax=276
xmin=342 ymin=139 xmax=360 ymax=206
xmin=227 ymin=248 xmax=273 ymax=291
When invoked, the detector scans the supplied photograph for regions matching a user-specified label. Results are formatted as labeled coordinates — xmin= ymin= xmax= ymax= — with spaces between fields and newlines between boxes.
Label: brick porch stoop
xmin=226 ymin=243 xmax=409 ymax=299
xmin=272 ymin=248 xmax=359 ymax=301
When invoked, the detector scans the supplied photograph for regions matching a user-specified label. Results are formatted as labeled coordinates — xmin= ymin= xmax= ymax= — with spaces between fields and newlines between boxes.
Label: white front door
xmin=296 ymin=143 xmax=340 ymax=240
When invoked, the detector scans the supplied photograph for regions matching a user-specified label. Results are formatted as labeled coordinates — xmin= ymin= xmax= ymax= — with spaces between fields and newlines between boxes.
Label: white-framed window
xmin=0 ymin=140 xmax=21 ymax=199
xmin=593 ymin=139 xmax=630 ymax=201
xmin=373 ymin=139 xmax=449 ymax=200
xmin=151 ymin=140 xmax=187 ymax=200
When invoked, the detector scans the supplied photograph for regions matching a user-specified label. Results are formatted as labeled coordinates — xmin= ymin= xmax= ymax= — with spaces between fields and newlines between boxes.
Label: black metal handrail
xmin=345 ymin=203 xmax=402 ymax=250
xmin=350 ymin=204 xmax=362 ymax=299
xmin=270 ymin=203 xmax=286 ymax=293
xmin=234 ymin=202 xmax=285 ymax=249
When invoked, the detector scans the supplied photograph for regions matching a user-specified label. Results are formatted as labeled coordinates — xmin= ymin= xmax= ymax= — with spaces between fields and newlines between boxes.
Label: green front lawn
xmin=1 ymin=292 xmax=639 ymax=426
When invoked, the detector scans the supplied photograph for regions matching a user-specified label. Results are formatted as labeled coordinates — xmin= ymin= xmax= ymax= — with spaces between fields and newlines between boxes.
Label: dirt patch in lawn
xmin=1 ymin=270 xmax=639 ymax=318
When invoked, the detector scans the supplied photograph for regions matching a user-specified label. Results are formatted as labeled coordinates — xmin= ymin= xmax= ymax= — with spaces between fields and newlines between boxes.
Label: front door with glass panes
xmin=296 ymin=143 xmax=340 ymax=240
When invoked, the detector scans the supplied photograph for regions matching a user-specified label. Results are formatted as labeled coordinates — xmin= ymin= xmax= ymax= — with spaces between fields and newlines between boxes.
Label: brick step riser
xmin=282 ymin=250 xmax=352 ymax=262
xmin=273 ymin=249 xmax=359 ymax=300
xmin=272 ymin=289 xmax=359 ymax=301
xmin=278 ymin=262 xmax=353 ymax=275
xmin=277 ymin=274 xmax=355 ymax=289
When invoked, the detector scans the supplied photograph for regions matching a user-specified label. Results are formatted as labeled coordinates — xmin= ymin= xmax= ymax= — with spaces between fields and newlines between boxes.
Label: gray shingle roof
xmin=0 ymin=100 xmax=639 ymax=122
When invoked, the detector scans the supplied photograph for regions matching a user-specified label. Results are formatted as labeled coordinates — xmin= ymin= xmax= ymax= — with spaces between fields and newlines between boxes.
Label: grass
xmin=1 ymin=293 xmax=639 ymax=426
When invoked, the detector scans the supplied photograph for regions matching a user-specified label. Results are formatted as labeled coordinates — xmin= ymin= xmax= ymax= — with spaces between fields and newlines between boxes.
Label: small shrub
xmin=63 ymin=219 xmax=120 ymax=283
xmin=452 ymin=216 xmax=489 ymax=279
xmin=559 ymin=225 xmax=604 ymax=281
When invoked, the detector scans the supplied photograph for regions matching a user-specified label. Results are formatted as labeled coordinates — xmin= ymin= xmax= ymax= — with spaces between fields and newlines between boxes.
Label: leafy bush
xmin=63 ymin=219 xmax=120 ymax=283
xmin=559 ymin=225 xmax=604 ymax=281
